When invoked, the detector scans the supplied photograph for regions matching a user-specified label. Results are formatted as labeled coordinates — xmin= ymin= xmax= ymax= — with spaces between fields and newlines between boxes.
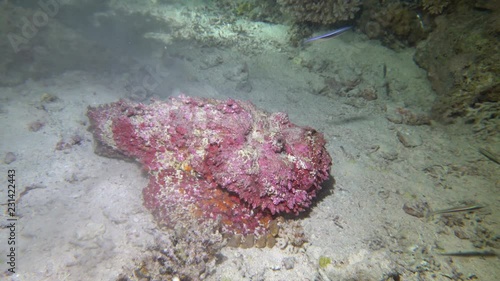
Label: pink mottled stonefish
xmin=87 ymin=95 xmax=332 ymax=235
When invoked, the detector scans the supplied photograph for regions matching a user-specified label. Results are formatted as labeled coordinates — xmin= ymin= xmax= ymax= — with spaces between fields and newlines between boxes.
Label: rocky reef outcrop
xmin=414 ymin=1 xmax=499 ymax=141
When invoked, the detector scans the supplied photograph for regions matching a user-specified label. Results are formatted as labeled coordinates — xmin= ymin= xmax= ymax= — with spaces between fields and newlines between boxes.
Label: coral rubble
xmin=87 ymin=96 xmax=332 ymax=236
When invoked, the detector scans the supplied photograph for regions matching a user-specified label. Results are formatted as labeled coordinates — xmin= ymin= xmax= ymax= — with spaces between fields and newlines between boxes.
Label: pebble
xmin=240 ymin=234 xmax=255 ymax=249
xmin=282 ymin=257 xmax=295 ymax=270
xmin=379 ymin=146 xmax=398 ymax=161
xmin=28 ymin=120 xmax=45 ymax=132
xmin=396 ymin=128 xmax=423 ymax=147
xmin=226 ymin=234 xmax=242 ymax=248
xmin=402 ymin=201 xmax=429 ymax=218
xmin=4 ymin=152 xmax=16 ymax=164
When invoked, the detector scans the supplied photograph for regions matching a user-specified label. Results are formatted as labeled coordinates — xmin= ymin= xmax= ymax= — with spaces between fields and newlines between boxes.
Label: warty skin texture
xmin=87 ymin=95 xmax=332 ymax=235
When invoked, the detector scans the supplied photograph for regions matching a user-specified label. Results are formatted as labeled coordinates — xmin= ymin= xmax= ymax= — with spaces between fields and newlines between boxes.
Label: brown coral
xmin=414 ymin=3 xmax=499 ymax=140
xmin=415 ymin=17 xmax=498 ymax=96
xmin=358 ymin=1 xmax=429 ymax=48
xmin=364 ymin=21 xmax=381 ymax=39
xmin=277 ymin=0 xmax=361 ymax=25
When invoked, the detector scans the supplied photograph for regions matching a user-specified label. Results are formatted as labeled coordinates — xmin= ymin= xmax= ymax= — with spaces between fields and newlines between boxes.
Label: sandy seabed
xmin=1 ymin=14 xmax=499 ymax=281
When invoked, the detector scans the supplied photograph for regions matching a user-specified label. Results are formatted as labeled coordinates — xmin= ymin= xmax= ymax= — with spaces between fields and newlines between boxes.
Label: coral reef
xmin=421 ymin=0 xmax=450 ymax=15
xmin=358 ymin=0 xmax=429 ymax=48
xmin=215 ymin=0 xmax=284 ymax=23
xmin=276 ymin=0 xmax=361 ymax=25
xmin=87 ymin=96 xmax=332 ymax=236
xmin=465 ymin=102 xmax=500 ymax=140
xmin=414 ymin=1 xmax=500 ymax=141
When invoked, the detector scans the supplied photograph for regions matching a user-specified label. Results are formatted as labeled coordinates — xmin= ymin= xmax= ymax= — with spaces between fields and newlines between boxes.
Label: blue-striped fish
xmin=303 ymin=26 xmax=353 ymax=44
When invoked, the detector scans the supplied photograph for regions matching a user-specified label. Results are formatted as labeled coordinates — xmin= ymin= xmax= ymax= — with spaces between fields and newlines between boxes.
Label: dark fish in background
xmin=437 ymin=250 xmax=498 ymax=257
xmin=478 ymin=147 xmax=500 ymax=165
xmin=303 ymin=26 xmax=353 ymax=44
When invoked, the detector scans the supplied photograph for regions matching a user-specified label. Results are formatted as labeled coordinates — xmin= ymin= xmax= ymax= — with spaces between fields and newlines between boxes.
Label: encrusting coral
xmin=87 ymin=96 xmax=332 ymax=236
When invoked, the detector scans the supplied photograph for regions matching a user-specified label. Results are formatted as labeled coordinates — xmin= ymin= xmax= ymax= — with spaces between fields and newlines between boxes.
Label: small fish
xmin=437 ymin=250 xmax=497 ymax=257
xmin=427 ymin=204 xmax=485 ymax=217
xmin=303 ymin=26 xmax=353 ymax=44
xmin=478 ymin=147 xmax=500 ymax=165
